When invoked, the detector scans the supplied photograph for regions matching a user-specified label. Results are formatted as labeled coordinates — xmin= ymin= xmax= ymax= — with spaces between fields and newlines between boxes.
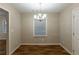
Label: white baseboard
xmin=9 ymin=44 xmax=21 ymax=55
xmin=9 ymin=43 xmax=72 ymax=55
xmin=21 ymin=43 xmax=60 ymax=45
xmin=9 ymin=43 xmax=60 ymax=55
xmin=59 ymin=43 xmax=72 ymax=55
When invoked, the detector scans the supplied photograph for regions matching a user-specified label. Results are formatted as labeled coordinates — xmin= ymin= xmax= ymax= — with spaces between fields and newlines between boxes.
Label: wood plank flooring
xmin=0 ymin=40 xmax=6 ymax=55
xmin=12 ymin=45 xmax=70 ymax=55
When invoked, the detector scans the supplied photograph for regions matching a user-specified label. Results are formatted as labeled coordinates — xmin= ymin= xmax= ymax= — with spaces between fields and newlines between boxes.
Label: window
xmin=33 ymin=18 xmax=47 ymax=36
xmin=0 ymin=16 xmax=7 ymax=33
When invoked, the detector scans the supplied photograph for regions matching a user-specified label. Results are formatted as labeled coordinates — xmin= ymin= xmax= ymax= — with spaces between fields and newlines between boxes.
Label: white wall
xmin=59 ymin=3 xmax=79 ymax=54
xmin=59 ymin=5 xmax=72 ymax=53
xmin=1 ymin=3 xmax=79 ymax=54
xmin=21 ymin=13 xmax=59 ymax=44
xmin=0 ymin=3 xmax=21 ymax=54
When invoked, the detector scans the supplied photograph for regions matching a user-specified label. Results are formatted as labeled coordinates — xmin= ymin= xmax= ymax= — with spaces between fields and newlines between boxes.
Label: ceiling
xmin=10 ymin=3 xmax=71 ymax=13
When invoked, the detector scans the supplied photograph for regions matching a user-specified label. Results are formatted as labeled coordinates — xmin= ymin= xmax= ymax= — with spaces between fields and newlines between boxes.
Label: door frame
xmin=72 ymin=8 xmax=79 ymax=55
xmin=72 ymin=11 xmax=75 ymax=55
xmin=0 ymin=8 xmax=9 ymax=55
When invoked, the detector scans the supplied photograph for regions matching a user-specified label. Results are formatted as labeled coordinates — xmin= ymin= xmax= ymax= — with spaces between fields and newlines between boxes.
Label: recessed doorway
xmin=0 ymin=8 xmax=9 ymax=55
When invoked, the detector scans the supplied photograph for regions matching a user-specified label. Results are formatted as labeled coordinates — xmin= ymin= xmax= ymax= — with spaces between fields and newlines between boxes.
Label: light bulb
xmin=42 ymin=14 xmax=47 ymax=19
xmin=37 ymin=15 xmax=40 ymax=19
xmin=34 ymin=15 xmax=37 ymax=19
xmin=38 ymin=13 xmax=42 ymax=17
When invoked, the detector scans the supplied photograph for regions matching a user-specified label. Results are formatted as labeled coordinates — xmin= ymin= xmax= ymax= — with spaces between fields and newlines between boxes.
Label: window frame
xmin=33 ymin=18 xmax=47 ymax=37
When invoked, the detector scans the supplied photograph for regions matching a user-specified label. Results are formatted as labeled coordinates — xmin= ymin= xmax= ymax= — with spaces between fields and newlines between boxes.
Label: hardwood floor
xmin=0 ymin=40 xmax=6 ymax=55
xmin=12 ymin=45 xmax=70 ymax=55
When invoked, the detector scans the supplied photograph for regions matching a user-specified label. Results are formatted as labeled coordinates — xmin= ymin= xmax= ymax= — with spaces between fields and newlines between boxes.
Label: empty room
xmin=0 ymin=3 xmax=79 ymax=55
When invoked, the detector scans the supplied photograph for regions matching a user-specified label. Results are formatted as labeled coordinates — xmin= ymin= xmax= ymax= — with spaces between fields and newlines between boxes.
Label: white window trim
xmin=33 ymin=18 xmax=47 ymax=37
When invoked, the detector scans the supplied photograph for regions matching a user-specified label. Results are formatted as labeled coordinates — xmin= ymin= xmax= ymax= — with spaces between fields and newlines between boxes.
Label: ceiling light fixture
xmin=33 ymin=3 xmax=47 ymax=22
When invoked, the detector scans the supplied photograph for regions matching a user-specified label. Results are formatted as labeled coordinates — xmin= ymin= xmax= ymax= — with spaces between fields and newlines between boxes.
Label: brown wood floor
xmin=12 ymin=45 xmax=70 ymax=55
xmin=0 ymin=40 xmax=6 ymax=55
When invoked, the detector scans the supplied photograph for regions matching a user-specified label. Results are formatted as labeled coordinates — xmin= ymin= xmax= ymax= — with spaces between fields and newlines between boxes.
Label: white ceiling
xmin=10 ymin=3 xmax=71 ymax=13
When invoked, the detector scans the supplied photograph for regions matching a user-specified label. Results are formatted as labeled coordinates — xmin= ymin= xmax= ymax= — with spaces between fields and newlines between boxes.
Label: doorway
xmin=0 ymin=8 xmax=9 ymax=55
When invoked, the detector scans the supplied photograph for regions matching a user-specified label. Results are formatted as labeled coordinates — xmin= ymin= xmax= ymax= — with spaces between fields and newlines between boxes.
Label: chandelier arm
xmin=33 ymin=3 xmax=47 ymax=20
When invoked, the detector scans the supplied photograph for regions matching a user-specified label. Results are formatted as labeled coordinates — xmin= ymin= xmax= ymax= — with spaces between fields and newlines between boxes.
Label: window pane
xmin=34 ymin=19 xmax=47 ymax=36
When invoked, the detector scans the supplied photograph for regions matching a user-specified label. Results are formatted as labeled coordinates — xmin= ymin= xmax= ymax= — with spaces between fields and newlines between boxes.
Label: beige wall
xmin=21 ymin=13 xmax=59 ymax=44
xmin=0 ymin=3 xmax=21 ymax=54
xmin=1 ymin=3 xmax=79 ymax=54
xmin=59 ymin=3 xmax=79 ymax=54
xmin=59 ymin=5 xmax=72 ymax=53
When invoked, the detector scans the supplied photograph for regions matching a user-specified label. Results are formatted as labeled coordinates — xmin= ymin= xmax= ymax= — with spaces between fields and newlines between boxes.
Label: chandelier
xmin=33 ymin=3 xmax=47 ymax=21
